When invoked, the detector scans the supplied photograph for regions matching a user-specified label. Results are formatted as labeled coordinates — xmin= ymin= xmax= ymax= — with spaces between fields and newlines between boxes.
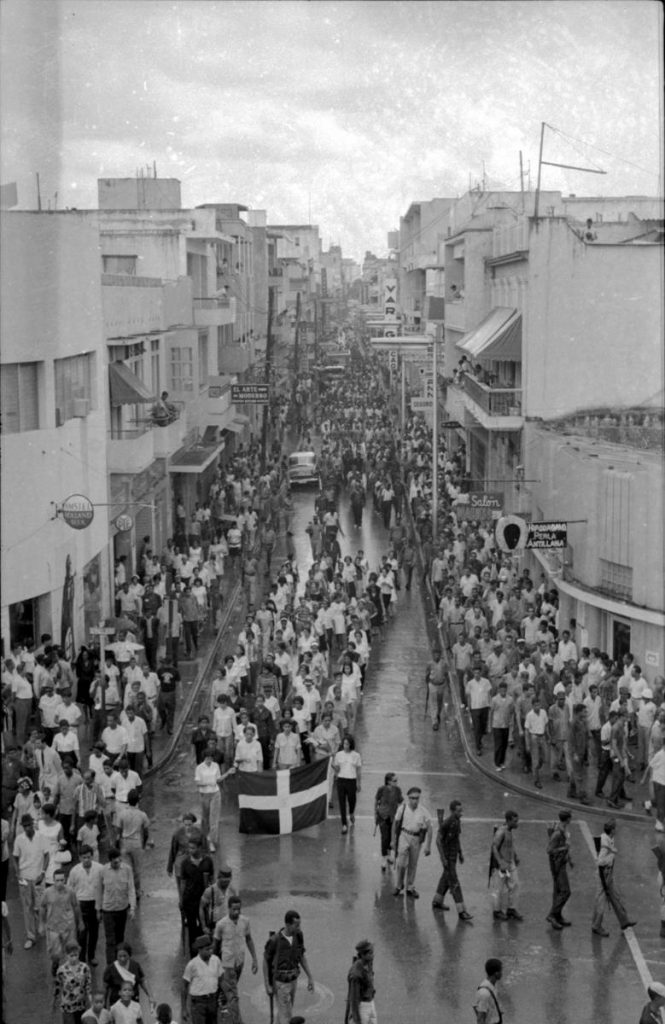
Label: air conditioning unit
xmin=72 ymin=398 xmax=90 ymax=418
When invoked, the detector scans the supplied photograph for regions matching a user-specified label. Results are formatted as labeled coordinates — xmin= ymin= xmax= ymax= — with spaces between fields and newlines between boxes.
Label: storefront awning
xmin=168 ymin=440 xmax=225 ymax=474
xmin=109 ymin=362 xmax=155 ymax=405
xmin=225 ymin=415 xmax=250 ymax=433
xmin=457 ymin=308 xmax=522 ymax=361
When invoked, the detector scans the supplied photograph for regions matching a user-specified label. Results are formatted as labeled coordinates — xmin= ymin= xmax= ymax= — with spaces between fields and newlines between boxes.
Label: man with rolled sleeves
xmin=263 ymin=909 xmax=314 ymax=1024
xmin=346 ymin=939 xmax=377 ymax=1024
xmin=182 ymin=934 xmax=222 ymax=1024
xmin=392 ymin=787 xmax=432 ymax=899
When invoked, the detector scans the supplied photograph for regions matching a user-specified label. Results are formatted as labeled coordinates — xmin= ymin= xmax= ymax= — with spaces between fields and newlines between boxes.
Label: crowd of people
xmin=2 ymin=342 xmax=664 ymax=1023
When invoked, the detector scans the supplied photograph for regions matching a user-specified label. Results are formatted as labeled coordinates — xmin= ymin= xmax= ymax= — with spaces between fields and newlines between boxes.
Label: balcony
xmin=490 ymin=217 xmax=529 ymax=263
xmin=102 ymin=275 xmax=163 ymax=337
xmin=107 ymin=426 xmax=155 ymax=474
xmin=444 ymin=298 xmax=466 ymax=332
xmin=152 ymin=413 xmax=187 ymax=458
xmin=461 ymin=372 xmax=523 ymax=431
xmin=193 ymin=296 xmax=234 ymax=327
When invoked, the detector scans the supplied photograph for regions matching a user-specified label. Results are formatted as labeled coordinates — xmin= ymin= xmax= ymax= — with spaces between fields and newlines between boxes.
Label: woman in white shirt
xmin=333 ymin=736 xmax=362 ymax=834
xmin=233 ymin=727 xmax=263 ymax=773
xmin=339 ymin=659 xmax=362 ymax=733
xmin=194 ymin=751 xmax=222 ymax=841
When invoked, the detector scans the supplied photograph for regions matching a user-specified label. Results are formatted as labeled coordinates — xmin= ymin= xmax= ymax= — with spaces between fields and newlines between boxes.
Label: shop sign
xmin=526 ymin=522 xmax=568 ymax=549
xmin=115 ymin=513 xmax=133 ymax=532
xmin=61 ymin=493 xmax=94 ymax=530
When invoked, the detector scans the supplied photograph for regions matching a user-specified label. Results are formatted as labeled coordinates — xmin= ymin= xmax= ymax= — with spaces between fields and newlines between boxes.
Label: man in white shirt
xmin=101 ymin=712 xmax=129 ymax=764
xmin=557 ymin=630 xmax=578 ymax=666
xmin=38 ymin=681 xmax=65 ymax=745
xmin=120 ymin=705 xmax=148 ymax=775
xmin=68 ymin=845 xmax=103 ymax=964
xmin=12 ymin=816 xmax=49 ymax=948
xmin=525 ymin=697 xmax=549 ymax=789
xmin=52 ymin=720 xmax=81 ymax=766
xmin=465 ymin=668 xmax=492 ymax=756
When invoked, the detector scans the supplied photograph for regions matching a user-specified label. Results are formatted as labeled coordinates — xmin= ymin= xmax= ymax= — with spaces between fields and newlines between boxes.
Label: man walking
xmin=431 ymin=800 xmax=473 ymax=922
xmin=263 ymin=909 xmax=315 ymax=1024
xmin=68 ymin=844 xmax=103 ymax=965
xmin=101 ymin=847 xmax=135 ymax=964
xmin=465 ymin=667 xmax=492 ymax=756
xmin=425 ymin=651 xmax=448 ymax=732
xmin=212 ymin=895 xmax=258 ymax=1024
xmin=473 ymin=958 xmax=504 ymax=1024
xmin=392 ymin=787 xmax=432 ymax=899
xmin=12 ymin=814 xmax=49 ymax=949
xmin=591 ymin=818 xmax=637 ymax=936
xmin=346 ymin=939 xmax=377 ymax=1024
xmin=181 ymin=934 xmax=222 ymax=1024
xmin=491 ymin=809 xmax=523 ymax=922
xmin=374 ymin=773 xmax=403 ymax=872
xmin=546 ymin=810 xmax=574 ymax=930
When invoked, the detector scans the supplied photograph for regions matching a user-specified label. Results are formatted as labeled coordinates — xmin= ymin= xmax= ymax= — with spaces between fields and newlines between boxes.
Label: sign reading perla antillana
xmin=526 ymin=522 xmax=568 ymax=549
xmin=231 ymin=384 xmax=269 ymax=404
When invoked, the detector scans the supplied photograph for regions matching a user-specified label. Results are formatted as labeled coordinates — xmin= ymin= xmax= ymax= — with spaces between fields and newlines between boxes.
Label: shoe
xmin=431 ymin=900 xmax=450 ymax=910
xmin=552 ymin=771 xmax=560 ymax=781
xmin=493 ymin=911 xmax=507 ymax=921
xmin=350 ymin=815 xmax=355 ymax=827
xmin=535 ymin=780 xmax=543 ymax=789
xmin=407 ymin=888 xmax=420 ymax=899
xmin=546 ymin=915 xmax=563 ymax=930
xmin=341 ymin=826 xmax=348 ymax=834
xmin=328 ymin=801 xmax=334 ymax=810
xmin=507 ymin=909 xmax=524 ymax=921
xmin=655 ymin=821 xmax=665 ymax=832
xmin=24 ymin=939 xmax=34 ymax=950
xmin=393 ymin=888 xmax=403 ymax=897
xmin=595 ymin=791 xmax=603 ymax=797
xmin=88 ymin=958 xmax=98 ymax=966
xmin=433 ymin=722 xmax=439 ymax=731
xmin=558 ymin=918 xmax=572 ymax=927
xmin=579 ymin=798 xmax=592 ymax=806
xmin=592 ymin=926 xmax=610 ymax=937
xmin=458 ymin=911 xmax=474 ymax=922
xmin=621 ymin=921 xmax=637 ymax=930
xmin=660 ymin=923 xmax=665 ymax=938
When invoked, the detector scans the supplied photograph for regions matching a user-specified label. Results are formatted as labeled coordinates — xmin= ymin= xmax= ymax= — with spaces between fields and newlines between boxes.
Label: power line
xmin=547 ymin=123 xmax=659 ymax=180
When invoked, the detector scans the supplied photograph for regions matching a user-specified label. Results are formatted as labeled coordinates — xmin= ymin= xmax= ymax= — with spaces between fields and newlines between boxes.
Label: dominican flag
xmin=237 ymin=758 xmax=330 ymax=835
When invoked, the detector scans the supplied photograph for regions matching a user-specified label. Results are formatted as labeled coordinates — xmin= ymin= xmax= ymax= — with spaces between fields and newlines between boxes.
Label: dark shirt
xmin=374 ymin=784 xmax=403 ymax=822
xmin=157 ymin=665 xmax=180 ymax=694
xmin=103 ymin=958 xmax=144 ymax=1004
xmin=266 ymin=929 xmax=305 ymax=980
xmin=437 ymin=814 xmax=462 ymax=859
xmin=348 ymin=958 xmax=375 ymax=1004
xmin=180 ymin=855 xmax=214 ymax=908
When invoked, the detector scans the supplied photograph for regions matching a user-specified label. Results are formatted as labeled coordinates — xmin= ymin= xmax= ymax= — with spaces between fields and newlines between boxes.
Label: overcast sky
xmin=1 ymin=0 xmax=662 ymax=260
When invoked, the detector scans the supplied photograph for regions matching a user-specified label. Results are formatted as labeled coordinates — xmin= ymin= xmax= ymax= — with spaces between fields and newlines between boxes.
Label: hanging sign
xmin=61 ymin=493 xmax=94 ymax=530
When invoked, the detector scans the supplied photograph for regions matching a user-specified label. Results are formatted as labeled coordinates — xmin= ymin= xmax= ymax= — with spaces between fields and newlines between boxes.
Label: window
xmin=170 ymin=346 xmax=193 ymax=392
xmin=102 ymin=255 xmax=137 ymax=275
xmin=599 ymin=559 xmax=633 ymax=601
xmin=54 ymin=353 xmax=96 ymax=425
xmin=217 ymin=324 xmax=234 ymax=373
xmin=198 ymin=331 xmax=209 ymax=389
xmin=0 ymin=362 xmax=40 ymax=433
xmin=151 ymin=339 xmax=160 ymax=395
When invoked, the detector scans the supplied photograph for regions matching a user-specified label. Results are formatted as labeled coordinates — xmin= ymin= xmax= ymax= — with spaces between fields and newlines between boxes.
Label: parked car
xmin=288 ymin=451 xmax=319 ymax=486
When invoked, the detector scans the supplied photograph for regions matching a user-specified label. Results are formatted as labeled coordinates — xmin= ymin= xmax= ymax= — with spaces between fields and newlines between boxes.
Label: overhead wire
xmin=547 ymin=123 xmax=659 ymax=179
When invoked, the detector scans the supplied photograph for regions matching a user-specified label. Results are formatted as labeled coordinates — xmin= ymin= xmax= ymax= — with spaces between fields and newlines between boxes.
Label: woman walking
xmin=333 ymin=736 xmax=362 ymax=835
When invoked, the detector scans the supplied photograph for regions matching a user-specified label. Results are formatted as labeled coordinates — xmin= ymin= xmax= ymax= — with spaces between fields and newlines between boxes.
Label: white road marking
xmin=328 ymin=814 xmax=555 ymax=824
xmin=361 ymin=769 xmax=467 ymax=778
xmin=577 ymin=819 xmax=653 ymax=989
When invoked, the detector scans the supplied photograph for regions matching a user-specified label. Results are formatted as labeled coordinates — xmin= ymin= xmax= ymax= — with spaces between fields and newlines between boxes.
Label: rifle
xmin=424 ymin=668 xmax=430 ymax=718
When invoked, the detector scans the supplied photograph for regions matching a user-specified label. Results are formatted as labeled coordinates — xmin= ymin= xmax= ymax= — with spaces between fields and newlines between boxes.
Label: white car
xmin=288 ymin=451 xmax=319 ymax=486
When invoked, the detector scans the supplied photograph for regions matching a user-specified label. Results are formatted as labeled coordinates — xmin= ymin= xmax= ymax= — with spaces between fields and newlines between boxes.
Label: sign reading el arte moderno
xmin=61 ymin=493 xmax=94 ymax=530
xmin=231 ymin=384 xmax=269 ymax=404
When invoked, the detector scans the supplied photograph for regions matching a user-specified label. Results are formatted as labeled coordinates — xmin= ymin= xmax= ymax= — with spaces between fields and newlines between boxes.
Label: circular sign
xmin=495 ymin=514 xmax=528 ymax=552
xmin=61 ymin=493 xmax=94 ymax=530
xmin=115 ymin=513 xmax=133 ymax=533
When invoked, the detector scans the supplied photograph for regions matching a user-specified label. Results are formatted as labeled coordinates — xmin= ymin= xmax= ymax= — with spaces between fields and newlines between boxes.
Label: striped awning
xmin=457 ymin=308 xmax=522 ymax=361
xmin=109 ymin=362 xmax=155 ymax=405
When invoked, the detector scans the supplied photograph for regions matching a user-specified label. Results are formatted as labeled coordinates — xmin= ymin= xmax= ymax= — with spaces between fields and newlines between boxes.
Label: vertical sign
xmin=384 ymin=278 xmax=398 ymax=321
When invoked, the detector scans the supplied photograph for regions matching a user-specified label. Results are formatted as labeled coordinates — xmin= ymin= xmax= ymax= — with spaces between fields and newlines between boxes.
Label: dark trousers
xmin=258 ymin=736 xmax=272 ymax=771
xmin=403 ymin=563 xmax=414 ymax=589
xmin=378 ymin=817 xmax=393 ymax=857
xmin=78 ymin=899 xmax=99 ymax=962
xmin=144 ymin=637 xmax=159 ymax=671
xmin=103 ymin=907 xmax=128 ymax=963
xmin=166 ymin=636 xmax=180 ymax=667
xmin=471 ymin=707 xmax=489 ymax=753
xmin=596 ymin=750 xmax=612 ymax=794
xmin=435 ymin=856 xmax=463 ymax=905
xmin=336 ymin=777 xmax=357 ymax=827
xmin=549 ymin=858 xmax=571 ymax=918
xmin=190 ymin=994 xmax=218 ymax=1024
xmin=59 ymin=812 xmax=74 ymax=845
xmin=493 ymin=727 xmax=509 ymax=767
xmin=127 ymin=752 xmax=144 ymax=774
xmin=609 ymin=761 xmax=626 ymax=805
xmin=159 ymin=691 xmax=176 ymax=732
xmin=183 ymin=620 xmax=198 ymax=655
xmin=0 ymin=857 xmax=8 ymax=901
xmin=183 ymin=901 xmax=203 ymax=957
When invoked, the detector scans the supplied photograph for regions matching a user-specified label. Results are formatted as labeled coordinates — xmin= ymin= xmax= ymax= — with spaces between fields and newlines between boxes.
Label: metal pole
xmin=401 ymin=356 xmax=406 ymax=429
xmin=534 ymin=121 xmax=545 ymax=221
xmin=261 ymin=286 xmax=274 ymax=469
xmin=432 ymin=338 xmax=438 ymax=544
xmin=519 ymin=150 xmax=525 ymax=212
xmin=99 ymin=622 xmax=107 ymax=720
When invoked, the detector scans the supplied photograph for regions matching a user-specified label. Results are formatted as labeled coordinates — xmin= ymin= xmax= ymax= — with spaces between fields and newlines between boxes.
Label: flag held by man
xmin=237 ymin=757 xmax=330 ymax=835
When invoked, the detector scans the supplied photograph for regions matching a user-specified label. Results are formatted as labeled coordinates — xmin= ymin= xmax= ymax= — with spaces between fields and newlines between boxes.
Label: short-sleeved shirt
xmin=12 ymin=830 xmax=48 ymax=880
xmin=213 ymin=913 xmax=251 ymax=968
xmin=109 ymin=999 xmax=142 ymax=1024
xmin=182 ymin=953 xmax=223 ymax=995
xmin=472 ymin=981 xmax=502 ymax=1023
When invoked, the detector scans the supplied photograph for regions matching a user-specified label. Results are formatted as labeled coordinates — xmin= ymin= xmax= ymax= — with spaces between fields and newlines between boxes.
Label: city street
xmin=5 ymin=483 xmax=660 ymax=1024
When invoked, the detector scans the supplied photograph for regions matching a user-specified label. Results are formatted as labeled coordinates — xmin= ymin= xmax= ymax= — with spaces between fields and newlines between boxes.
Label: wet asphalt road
xmin=5 ymin=484 xmax=662 ymax=1024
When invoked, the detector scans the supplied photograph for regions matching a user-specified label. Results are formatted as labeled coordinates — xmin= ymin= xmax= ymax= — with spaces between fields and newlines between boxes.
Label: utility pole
xmin=534 ymin=121 xmax=545 ymax=221
xmin=292 ymin=291 xmax=301 ymax=420
xmin=432 ymin=336 xmax=438 ymax=543
xmin=261 ymin=286 xmax=275 ymax=469
xmin=519 ymin=151 xmax=525 ymax=212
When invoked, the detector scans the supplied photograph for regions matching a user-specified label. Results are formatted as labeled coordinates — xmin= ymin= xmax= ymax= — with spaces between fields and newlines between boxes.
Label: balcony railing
xmin=194 ymin=296 xmax=231 ymax=309
xmin=462 ymin=373 xmax=522 ymax=417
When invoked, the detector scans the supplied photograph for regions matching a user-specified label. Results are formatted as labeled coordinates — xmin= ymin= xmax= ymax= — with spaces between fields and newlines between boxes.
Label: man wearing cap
xmin=182 ymin=934 xmax=223 ymax=1024
xmin=392 ymin=787 xmax=432 ymax=899
xmin=346 ymin=939 xmax=377 ymax=1024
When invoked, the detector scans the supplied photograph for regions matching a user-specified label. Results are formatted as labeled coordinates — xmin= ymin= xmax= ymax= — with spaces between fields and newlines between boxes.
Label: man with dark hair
xmin=473 ymin=958 xmax=503 ymax=1023
xmin=263 ymin=909 xmax=314 ymax=1024
xmin=546 ymin=810 xmax=574 ymax=930
xmin=212 ymin=895 xmax=258 ymax=1024
xmin=68 ymin=844 xmax=103 ymax=965
xmin=101 ymin=847 xmax=135 ymax=964
xmin=432 ymin=800 xmax=473 ymax=922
